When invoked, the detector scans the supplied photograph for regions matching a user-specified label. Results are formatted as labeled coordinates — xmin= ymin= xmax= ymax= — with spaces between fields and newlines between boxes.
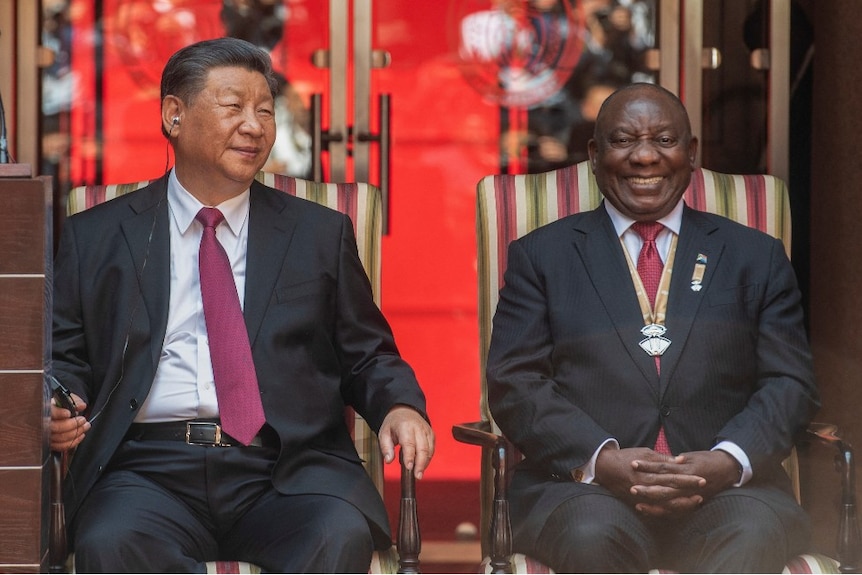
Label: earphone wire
xmin=86 ymin=131 xmax=173 ymax=426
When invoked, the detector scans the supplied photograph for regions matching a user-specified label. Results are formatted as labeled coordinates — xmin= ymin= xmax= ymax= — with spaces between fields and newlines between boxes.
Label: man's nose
xmin=629 ymin=140 xmax=660 ymax=163
xmin=239 ymin=111 xmax=265 ymax=135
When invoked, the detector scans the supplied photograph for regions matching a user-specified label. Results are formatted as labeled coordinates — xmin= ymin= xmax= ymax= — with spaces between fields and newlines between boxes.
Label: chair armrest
xmin=801 ymin=422 xmax=861 ymax=573
xmin=397 ymin=454 xmax=420 ymax=574
xmin=452 ymin=422 xmax=514 ymax=574
xmin=452 ymin=421 xmax=506 ymax=449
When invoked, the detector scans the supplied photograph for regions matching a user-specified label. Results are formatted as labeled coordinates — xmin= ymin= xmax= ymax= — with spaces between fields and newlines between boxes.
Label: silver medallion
xmin=639 ymin=323 xmax=671 ymax=357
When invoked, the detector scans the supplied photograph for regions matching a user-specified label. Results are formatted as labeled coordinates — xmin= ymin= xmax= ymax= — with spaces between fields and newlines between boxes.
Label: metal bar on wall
xmin=659 ymin=0 xmax=681 ymax=97
xmin=1 ymin=0 xmax=41 ymax=168
xmin=682 ymin=0 xmax=703 ymax=167
xmin=0 ymin=0 xmax=14 ymax=164
xmin=329 ymin=0 xmax=348 ymax=182
xmin=768 ymin=0 xmax=790 ymax=182
xmin=19 ymin=0 xmax=39 ymax=169
xmin=353 ymin=0 xmax=371 ymax=184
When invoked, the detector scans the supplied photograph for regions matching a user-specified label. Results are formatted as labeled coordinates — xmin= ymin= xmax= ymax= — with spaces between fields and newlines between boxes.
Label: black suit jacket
xmin=487 ymin=203 xmax=819 ymax=548
xmin=53 ymin=176 xmax=427 ymax=547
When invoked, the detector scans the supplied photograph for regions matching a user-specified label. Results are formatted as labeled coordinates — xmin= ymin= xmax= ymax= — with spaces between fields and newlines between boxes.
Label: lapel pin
xmin=691 ymin=253 xmax=707 ymax=292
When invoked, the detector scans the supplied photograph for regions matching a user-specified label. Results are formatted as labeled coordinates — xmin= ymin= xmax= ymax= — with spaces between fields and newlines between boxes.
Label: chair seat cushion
xmin=480 ymin=552 xmax=841 ymax=574
xmin=69 ymin=548 xmax=399 ymax=574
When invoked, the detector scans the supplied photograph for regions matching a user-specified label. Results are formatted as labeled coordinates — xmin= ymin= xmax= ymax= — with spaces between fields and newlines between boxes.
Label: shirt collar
xmin=167 ymin=169 xmax=251 ymax=237
xmin=604 ymin=197 xmax=685 ymax=238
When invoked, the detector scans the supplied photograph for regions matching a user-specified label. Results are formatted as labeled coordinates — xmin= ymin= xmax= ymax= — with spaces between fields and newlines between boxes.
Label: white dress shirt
xmin=134 ymin=170 xmax=251 ymax=422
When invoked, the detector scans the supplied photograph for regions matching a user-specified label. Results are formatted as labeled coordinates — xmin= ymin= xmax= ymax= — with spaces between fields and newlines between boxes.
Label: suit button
xmin=660 ymin=405 xmax=671 ymax=417
xmin=129 ymin=398 xmax=138 ymax=410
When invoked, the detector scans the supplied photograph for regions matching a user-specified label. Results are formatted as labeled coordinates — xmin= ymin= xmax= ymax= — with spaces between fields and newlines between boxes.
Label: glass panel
xmin=41 ymin=0 xmax=656 ymax=482
xmin=524 ymin=0 xmax=657 ymax=173
xmin=42 ymin=0 xmax=327 ymax=192
xmin=700 ymin=0 xmax=768 ymax=173
xmin=448 ymin=1 xmax=657 ymax=175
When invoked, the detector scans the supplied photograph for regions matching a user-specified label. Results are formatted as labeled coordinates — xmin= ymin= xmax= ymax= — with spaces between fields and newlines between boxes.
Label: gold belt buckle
xmin=185 ymin=421 xmax=227 ymax=447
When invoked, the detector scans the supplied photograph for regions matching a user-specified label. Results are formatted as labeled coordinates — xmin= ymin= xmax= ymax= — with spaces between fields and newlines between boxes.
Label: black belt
xmin=125 ymin=420 xmax=270 ymax=448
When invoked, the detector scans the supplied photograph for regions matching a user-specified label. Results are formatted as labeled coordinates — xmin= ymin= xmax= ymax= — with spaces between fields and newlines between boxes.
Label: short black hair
xmin=159 ymin=37 xmax=278 ymax=137
xmin=594 ymin=82 xmax=693 ymax=142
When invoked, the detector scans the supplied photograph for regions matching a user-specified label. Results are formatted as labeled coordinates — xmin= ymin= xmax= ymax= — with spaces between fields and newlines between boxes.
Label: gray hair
xmin=159 ymin=37 xmax=278 ymax=137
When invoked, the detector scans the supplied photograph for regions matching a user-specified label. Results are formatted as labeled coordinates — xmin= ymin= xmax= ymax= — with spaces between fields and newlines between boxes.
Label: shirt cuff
xmin=572 ymin=438 xmax=619 ymax=483
xmin=713 ymin=441 xmax=753 ymax=486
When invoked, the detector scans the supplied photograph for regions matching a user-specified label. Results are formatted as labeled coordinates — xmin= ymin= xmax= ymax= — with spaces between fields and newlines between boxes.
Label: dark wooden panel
xmin=0 ymin=174 xmax=51 ymax=572
xmin=0 ymin=469 xmax=45 ymax=568
xmin=0 ymin=373 xmax=46 ymax=467
xmin=0 ymin=564 xmax=42 ymax=573
xmin=0 ymin=178 xmax=50 ymax=275
xmin=0 ymin=278 xmax=45 ymax=369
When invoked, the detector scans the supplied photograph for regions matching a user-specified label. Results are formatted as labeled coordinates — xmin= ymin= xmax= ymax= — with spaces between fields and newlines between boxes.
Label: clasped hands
xmin=594 ymin=445 xmax=740 ymax=518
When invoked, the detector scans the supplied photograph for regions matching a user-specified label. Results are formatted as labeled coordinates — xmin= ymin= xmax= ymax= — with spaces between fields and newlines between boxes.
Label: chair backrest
xmin=475 ymin=159 xmax=792 ymax=427
xmin=66 ymin=172 xmax=387 ymax=491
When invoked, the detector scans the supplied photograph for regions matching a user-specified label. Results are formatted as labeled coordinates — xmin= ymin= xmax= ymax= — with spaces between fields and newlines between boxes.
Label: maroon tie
xmin=196 ymin=207 xmax=265 ymax=445
xmin=631 ymin=221 xmax=671 ymax=455
xmin=631 ymin=221 xmax=664 ymax=307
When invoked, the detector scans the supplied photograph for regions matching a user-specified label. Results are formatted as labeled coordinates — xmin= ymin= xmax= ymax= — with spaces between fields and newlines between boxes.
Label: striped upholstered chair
xmin=452 ymin=160 xmax=859 ymax=574
xmin=49 ymin=173 xmax=419 ymax=574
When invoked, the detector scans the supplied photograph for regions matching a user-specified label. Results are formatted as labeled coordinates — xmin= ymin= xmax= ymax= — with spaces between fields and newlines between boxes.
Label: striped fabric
xmin=199 ymin=549 xmax=401 ymax=575
xmin=66 ymin=172 xmax=382 ymax=308
xmin=66 ymin=173 xmax=391 ymax=573
xmin=473 ymin=161 xmax=840 ymax=574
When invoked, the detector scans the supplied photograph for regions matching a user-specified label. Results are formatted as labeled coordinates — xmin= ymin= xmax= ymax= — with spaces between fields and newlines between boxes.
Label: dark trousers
xmin=518 ymin=485 xmax=811 ymax=573
xmin=71 ymin=440 xmax=375 ymax=573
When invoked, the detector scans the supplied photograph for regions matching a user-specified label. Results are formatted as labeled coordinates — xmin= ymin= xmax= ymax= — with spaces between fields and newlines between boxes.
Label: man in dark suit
xmin=49 ymin=37 xmax=434 ymax=573
xmin=487 ymin=83 xmax=818 ymax=573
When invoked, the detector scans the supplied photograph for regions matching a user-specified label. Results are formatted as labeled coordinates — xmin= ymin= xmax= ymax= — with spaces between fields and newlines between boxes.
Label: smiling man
xmin=50 ymin=37 xmax=434 ymax=573
xmin=487 ymin=83 xmax=818 ymax=573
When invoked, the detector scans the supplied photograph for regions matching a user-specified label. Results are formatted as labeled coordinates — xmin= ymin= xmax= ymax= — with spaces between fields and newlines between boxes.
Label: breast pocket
xmin=276 ymin=277 xmax=332 ymax=304
xmin=708 ymin=284 xmax=758 ymax=307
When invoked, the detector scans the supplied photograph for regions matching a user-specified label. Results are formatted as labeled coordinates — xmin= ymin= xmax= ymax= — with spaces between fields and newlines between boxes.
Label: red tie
xmin=196 ymin=208 xmax=266 ymax=445
xmin=631 ymin=221 xmax=671 ymax=455
xmin=631 ymin=221 xmax=664 ymax=307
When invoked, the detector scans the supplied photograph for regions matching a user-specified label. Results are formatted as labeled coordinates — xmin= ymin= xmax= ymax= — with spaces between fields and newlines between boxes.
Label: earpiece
xmin=172 ymin=117 xmax=180 ymax=125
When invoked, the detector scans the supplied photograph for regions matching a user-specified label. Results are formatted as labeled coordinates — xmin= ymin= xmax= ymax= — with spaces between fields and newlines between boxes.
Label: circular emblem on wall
xmin=451 ymin=0 xmax=584 ymax=108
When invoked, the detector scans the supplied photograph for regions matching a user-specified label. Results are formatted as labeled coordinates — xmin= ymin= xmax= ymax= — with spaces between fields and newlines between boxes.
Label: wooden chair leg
xmin=397 ymin=454 xmax=421 ymax=574
xmin=807 ymin=424 xmax=861 ymax=573
xmin=49 ymin=451 xmax=68 ymax=574
xmin=489 ymin=443 xmax=512 ymax=574
xmin=833 ymin=436 xmax=860 ymax=572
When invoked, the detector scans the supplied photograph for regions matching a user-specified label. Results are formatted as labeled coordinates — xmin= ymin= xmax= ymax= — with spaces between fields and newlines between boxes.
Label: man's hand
xmin=595 ymin=445 xmax=707 ymax=518
xmin=378 ymin=405 xmax=435 ymax=479
xmin=49 ymin=392 xmax=89 ymax=452
xmin=633 ymin=449 xmax=741 ymax=505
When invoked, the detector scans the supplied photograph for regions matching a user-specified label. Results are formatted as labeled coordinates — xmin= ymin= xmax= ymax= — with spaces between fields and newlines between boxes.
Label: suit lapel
xmin=244 ymin=181 xmax=299 ymax=347
xmin=121 ymin=179 xmax=171 ymax=373
xmin=658 ymin=206 xmax=724 ymax=394
xmin=572 ymin=207 xmax=662 ymax=393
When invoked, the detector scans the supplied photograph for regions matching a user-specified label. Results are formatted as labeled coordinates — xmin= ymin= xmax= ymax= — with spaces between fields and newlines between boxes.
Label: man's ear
xmin=688 ymin=136 xmax=699 ymax=168
xmin=587 ymin=140 xmax=598 ymax=172
xmin=161 ymin=95 xmax=183 ymax=135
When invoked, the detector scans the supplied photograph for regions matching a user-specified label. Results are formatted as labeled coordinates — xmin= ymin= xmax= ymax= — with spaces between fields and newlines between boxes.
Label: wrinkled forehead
xmin=597 ymin=86 xmax=690 ymax=135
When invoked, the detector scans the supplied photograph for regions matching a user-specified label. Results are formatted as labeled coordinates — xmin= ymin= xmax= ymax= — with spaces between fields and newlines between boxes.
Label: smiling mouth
xmin=627 ymin=176 xmax=664 ymax=186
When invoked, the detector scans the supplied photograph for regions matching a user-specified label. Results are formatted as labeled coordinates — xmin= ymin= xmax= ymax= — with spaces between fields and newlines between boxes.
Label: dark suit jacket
xmin=487 ymin=203 xmax=819 ymax=548
xmin=52 ymin=176 xmax=427 ymax=547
